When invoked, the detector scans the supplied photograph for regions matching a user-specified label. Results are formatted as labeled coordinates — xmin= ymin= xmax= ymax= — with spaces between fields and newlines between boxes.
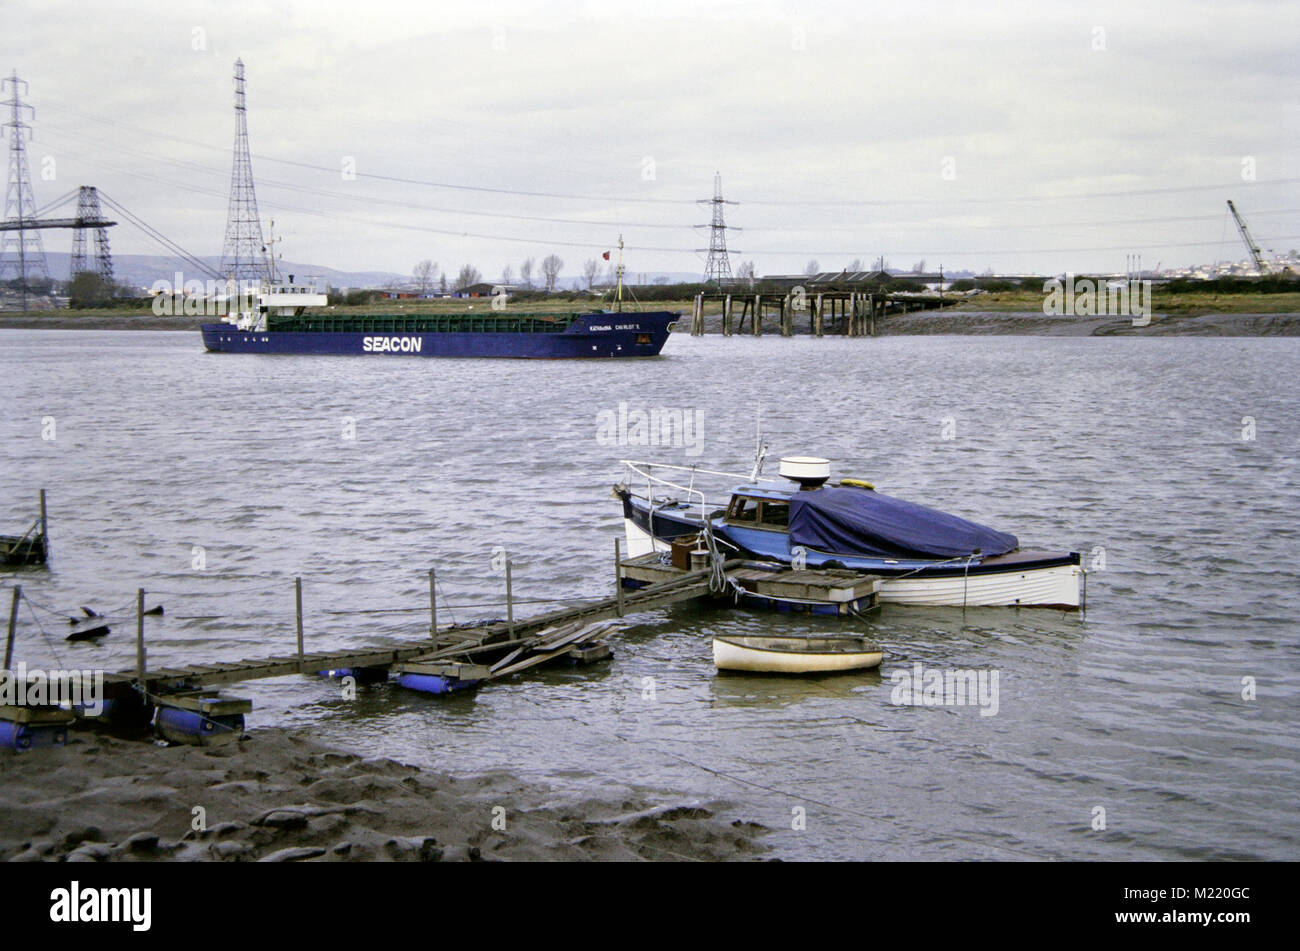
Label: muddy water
xmin=2 ymin=329 xmax=1297 ymax=860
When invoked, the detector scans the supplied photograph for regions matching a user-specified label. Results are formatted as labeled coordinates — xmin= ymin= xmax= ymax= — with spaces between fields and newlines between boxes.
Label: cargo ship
xmin=201 ymin=298 xmax=678 ymax=358
xmin=201 ymin=238 xmax=678 ymax=359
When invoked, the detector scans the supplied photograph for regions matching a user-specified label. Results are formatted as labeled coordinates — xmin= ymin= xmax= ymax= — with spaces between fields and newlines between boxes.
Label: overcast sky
xmin=3 ymin=0 xmax=1297 ymax=280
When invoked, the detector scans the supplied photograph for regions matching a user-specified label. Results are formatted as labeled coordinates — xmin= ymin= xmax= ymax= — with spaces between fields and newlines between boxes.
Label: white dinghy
xmin=712 ymin=634 xmax=883 ymax=674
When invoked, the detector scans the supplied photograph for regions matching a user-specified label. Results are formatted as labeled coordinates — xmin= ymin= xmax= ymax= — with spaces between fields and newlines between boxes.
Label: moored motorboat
xmin=614 ymin=450 xmax=1083 ymax=609
xmin=712 ymin=634 xmax=883 ymax=674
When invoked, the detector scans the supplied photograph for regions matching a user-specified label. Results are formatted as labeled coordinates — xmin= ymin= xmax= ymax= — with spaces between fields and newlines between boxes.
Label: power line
xmin=36 ymin=125 xmax=692 ymax=231
xmin=51 ymin=133 xmax=1299 ymax=257
xmin=26 ymin=103 xmax=1299 ymax=266
xmin=98 ymin=192 xmax=222 ymax=280
xmin=64 ymin=157 xmax=1300 ymax=259
xmin=34 ymin=108 xmax=1300 ymax=209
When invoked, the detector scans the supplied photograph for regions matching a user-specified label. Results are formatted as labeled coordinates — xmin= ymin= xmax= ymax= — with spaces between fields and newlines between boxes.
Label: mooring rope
xmin=11 ymin=593 xmax=80 ymax=622
xmin=699 ymin=524 xmax=735 ymax=595
xmin=19 ymin=591 xmax=65 ymax=669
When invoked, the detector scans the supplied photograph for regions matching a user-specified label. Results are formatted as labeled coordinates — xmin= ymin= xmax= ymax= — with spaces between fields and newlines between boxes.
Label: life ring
xmin=839 ymin=478 xmax=875 ymax=490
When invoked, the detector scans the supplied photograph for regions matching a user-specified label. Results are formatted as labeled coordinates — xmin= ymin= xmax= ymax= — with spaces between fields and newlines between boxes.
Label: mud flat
xmin=0 ymin=729 xmax=769 ymax=862
xmin=875 ymin=310 xmax=1300 ymax=336
xmin=0 ymin=314 xmax=206 ymax=331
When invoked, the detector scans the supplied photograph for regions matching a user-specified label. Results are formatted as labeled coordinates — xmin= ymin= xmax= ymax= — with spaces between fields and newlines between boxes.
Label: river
xmin=2 ymin=328 xmax=1297 ymax=860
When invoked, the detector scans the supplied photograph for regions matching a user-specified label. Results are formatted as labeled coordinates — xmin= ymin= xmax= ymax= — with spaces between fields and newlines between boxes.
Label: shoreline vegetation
xmin=1 ymin=290 xmax=1298 ymax=336
xmin=0 ymin=727 xmax=770 ymax=862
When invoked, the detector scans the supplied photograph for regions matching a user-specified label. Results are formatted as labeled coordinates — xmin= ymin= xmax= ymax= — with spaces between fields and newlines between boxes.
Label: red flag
xmin=602 ymin=251 xmax=611 ymax=260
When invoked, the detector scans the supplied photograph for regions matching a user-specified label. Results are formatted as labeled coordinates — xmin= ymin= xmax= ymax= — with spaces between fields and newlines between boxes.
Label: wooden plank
xmin=0 ymin=704 xmax=75 ymax=725
xmin=159 ymin=694 xmax=253 ymax=716
xmin=144 ymin=667 xmax=196 ymax=677
xmin=489 ymin=621 xmax=615 ymax=677
xmin=489 ymin=624 xmax=584 ymax=674
xmin=394 ymin=662 xmax=491 ymax=680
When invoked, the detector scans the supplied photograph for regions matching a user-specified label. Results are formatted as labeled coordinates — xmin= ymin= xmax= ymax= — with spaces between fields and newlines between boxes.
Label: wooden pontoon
xmin=0 ymin=491 xmax=49 ymax=568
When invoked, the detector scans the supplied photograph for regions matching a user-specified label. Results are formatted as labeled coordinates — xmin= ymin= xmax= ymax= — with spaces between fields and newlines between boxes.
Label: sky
xmin=2 ymin=0 xmax=1297 ymax=281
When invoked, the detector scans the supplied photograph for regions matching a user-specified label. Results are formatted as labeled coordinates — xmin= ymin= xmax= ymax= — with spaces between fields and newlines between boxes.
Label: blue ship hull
xmin=201 ymin=311 xmax=678 ymax=358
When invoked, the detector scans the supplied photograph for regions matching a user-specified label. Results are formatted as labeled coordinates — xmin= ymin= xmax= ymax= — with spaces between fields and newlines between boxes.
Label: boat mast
xmin=262 ymin=217 xmax=281 ymax=283
xmin=615 ymin=234 xmax=624 ymax=312
xmin=750 ymin=412 xmax=769 ymax=481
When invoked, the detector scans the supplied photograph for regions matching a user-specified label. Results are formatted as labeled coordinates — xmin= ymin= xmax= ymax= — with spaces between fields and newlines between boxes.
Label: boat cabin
xmin=724 ymin=486 xmax=794 ymax=532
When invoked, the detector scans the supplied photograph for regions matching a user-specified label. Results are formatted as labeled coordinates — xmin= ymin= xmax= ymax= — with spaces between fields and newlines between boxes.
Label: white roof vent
xmin=778 ymin=456 xmax=831 ymax=488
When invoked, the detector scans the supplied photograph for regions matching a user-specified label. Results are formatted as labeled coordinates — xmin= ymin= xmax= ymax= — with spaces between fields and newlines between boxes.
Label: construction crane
xmin=1226 ymin=200 xmax=1268 ymax=274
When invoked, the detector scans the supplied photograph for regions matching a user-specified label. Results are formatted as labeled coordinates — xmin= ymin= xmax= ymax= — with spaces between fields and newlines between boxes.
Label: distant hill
xmin=37 ymin=253 xmax=705 ymax=292
xmin=41 ymin=252 xmax=408 ymax=291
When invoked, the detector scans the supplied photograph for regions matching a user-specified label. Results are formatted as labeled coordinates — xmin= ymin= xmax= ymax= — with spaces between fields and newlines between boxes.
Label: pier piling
xmin=428 ymin=567 xmax=437 ymax=640
xmin=4 ymin=584 xmax=19 ymax=671
xmin=38 ymin=489 xmax=48 ymax=561
xmin=295 ymin=577 xmax=304 ymax=673
xmin=614 ymin=537 xmax=625 ymax=617
xmin=506 ymin=559 xmax=514 ymax=637
xmin=135 ymin=588 xmax=146 ymax=682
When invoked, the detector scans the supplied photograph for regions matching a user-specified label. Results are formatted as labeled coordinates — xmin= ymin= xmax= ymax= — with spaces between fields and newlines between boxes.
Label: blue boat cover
xmin=787 ymin=487 xmax=1018 ymax=559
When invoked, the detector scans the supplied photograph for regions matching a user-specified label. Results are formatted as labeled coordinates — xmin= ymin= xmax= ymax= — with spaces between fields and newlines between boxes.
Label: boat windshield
xmin=727 ymin=496 xmax=789 ymax=529
xmin=761 ymin=501 xmax=789 ymax=528
xmin=728 ymin=497 xmax=760 ymax=522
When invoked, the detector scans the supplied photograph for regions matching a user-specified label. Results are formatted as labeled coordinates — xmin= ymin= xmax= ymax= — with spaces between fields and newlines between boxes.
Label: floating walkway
xmin=94 ymin=562 xmax=720 ymax=703
xmin=2 ymin=547 xmax=880 ymax=749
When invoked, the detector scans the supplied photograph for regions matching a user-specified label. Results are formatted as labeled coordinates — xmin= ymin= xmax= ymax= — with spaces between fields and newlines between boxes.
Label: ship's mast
xmin=262 ymin=217 xmax=281 ymax=283
xmin=615 ymin=234 xmax=625 ymax=312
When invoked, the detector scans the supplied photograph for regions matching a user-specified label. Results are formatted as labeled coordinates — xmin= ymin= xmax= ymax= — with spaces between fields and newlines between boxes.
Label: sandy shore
xmin=0 ymin=728 xmax=769 ymax=862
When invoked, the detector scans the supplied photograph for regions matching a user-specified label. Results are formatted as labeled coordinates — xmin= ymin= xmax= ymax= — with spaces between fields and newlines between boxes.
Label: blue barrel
xmin=76 ymin=694 xmax=155 ymax=729
xmin=155 ymin=706 xmax=244 ymax=746
xmin=0 ymin=719 xmax=68 ymax=752
xmin=397 ymin=672 xmax=480 ymax=695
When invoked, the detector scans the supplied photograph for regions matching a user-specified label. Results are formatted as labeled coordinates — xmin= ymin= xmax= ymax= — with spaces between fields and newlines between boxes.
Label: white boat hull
xmin=713 ymin=636 xmax=883 ymax=674
xmin=622 ymin=508 xmax=1082 ymax=608
xmin=877 ymin=562 xmax=1082 ymax=608
xmin=623 ymin=517 xmax=669 ymax=558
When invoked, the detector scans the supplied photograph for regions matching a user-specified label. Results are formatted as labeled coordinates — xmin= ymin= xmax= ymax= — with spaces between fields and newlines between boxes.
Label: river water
xmin=2 ymin=328 xmax=1297 ymax=860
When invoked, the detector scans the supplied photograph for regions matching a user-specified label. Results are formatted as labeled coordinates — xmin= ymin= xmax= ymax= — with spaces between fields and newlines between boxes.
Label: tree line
xmin=410 ymin=254 xmax=568 ymax=294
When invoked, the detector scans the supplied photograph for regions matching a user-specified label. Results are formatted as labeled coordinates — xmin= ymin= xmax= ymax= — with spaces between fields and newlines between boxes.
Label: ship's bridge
xmin=262 ymin=280 xmax=328 ymax=309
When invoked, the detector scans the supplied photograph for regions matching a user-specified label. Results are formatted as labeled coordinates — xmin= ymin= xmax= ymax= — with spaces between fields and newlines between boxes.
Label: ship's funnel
xmin=779 ymin=456 xmax=830 ymax=489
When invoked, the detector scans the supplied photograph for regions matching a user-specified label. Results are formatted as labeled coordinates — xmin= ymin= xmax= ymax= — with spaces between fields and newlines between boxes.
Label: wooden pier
xmin=0 ymin=490 xmax=49 ymax=568
xmin=687 ymin=289 xmax=957 ymax=337
xmin=3 ymin=545 xmax=881 ymax=746
xmin=93 ymin=559 xmax=722 ymax=702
